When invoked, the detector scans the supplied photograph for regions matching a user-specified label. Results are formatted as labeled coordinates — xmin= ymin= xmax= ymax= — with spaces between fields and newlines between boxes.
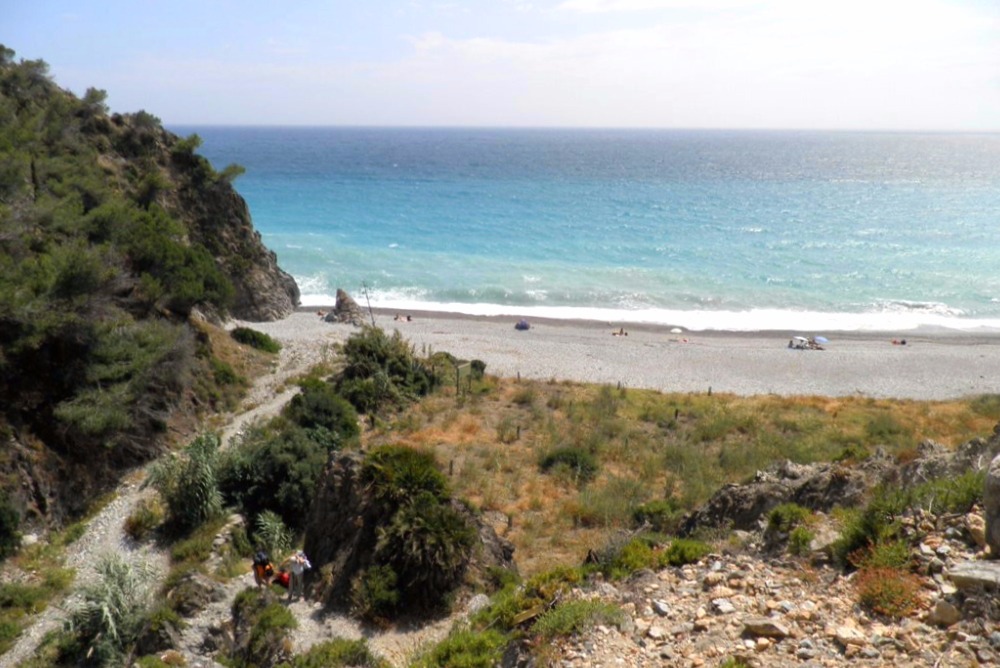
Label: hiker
xmin=283 ymin=550 xmax=312 ymax=601
xmin=252 ymin=551 xmax=274 ymax=587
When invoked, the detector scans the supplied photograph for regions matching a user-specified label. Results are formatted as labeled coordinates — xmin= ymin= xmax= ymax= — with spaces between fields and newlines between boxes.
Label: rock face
xmin=302 ymin=452 xmax=516 ymax=611
xmin=178 ymin=174 xmax=299 ymax=322
xmin=683 ymin=436 xmax=1000 ymax=536
xmin=985 ymin=452 xmax=1000 ymax=557
xmin=324 ymin=289 xmax=367 ymax=327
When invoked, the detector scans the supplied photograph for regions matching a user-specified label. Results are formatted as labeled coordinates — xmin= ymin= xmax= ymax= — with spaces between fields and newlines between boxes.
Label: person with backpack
xmin=252 ymin=551 xmax=274 ymax=587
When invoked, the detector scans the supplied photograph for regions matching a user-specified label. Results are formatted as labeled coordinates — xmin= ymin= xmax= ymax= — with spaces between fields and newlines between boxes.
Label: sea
xmin=171 ymin=126 xmax=1000 ymax=332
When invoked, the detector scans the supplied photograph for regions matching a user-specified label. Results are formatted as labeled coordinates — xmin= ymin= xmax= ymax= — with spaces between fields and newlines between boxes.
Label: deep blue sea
xmin=173 ymin=127 xmax=1000 ymax=332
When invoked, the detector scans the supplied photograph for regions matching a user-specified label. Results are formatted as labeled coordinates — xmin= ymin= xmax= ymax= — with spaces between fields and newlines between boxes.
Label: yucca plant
xmin=66 ymin=554 xmax=155 ymax=666
xmin=145 ymin=432 xmax=223 ymax=535
xmin=253 ymin=510 xmax=292 ymax=558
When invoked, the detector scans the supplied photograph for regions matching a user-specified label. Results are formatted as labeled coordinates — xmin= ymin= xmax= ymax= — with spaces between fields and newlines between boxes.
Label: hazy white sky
xmin=6 ymin=0 xmax=1000 ymax=129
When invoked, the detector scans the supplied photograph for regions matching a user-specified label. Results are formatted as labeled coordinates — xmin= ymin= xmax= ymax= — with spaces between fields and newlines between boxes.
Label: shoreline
xmin=238 ymin=308 xmax=1000 ymax=401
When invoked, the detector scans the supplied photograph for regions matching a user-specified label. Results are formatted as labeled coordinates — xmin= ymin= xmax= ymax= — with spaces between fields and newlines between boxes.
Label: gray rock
xmin=324 ymin=288 xmax=368 ymax=326
xmin=743 ymin=617 xmax=791 ymax=638
xmin=651 ymin=599 xmax=670 ymax=616
xmin=946 ymin=561 xmax=1000 ymax=591
xmin=926 ymin=599 xmax=962 ymax=627
xmin=986 ymin=452 xmax=1000 ymax=557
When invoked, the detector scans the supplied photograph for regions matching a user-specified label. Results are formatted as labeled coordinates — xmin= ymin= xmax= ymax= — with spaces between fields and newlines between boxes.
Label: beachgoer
xmin=406 ymin=315 xmax=413 ymax=322
xmin=283 ymin=551 xmax=312 ymax=601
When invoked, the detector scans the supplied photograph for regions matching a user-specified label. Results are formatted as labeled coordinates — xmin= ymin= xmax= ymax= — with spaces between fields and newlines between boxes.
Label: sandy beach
xmin=237 ymin=309 xmax=1000 ymax=401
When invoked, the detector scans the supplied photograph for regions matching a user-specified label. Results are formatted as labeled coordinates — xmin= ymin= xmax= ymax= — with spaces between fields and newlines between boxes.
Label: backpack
xmin=253 ymin=551 xmax=269 ymax=567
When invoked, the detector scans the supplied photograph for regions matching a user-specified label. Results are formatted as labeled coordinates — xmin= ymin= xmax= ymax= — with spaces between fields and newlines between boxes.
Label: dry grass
xmin=364 ymin=376 xmax=1000 ymax=578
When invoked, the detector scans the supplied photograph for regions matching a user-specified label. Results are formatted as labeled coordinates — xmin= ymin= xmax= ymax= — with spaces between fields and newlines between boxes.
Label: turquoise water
xmin=175 ymin=127 xmax=1000 ymax=331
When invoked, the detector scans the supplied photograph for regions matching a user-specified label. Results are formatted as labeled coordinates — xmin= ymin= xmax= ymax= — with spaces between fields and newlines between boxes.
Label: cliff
xmin=0 ymin=45 xmax=298 ymax=533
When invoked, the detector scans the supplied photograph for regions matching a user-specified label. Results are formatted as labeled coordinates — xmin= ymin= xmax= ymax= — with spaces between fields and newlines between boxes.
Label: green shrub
xmin=788 ymin=526 xmax=815 ymax=556
xmin=253 ymin=510 xmax=292 ymax=558
xmin=664 ymin=538 xmax=712 ymax=566
xmin=288 ymin=638 xmax=389 ymax=668
xmin=350 ymin=565 xmax=401 ymax=623
xmin=124 ymin=497 xmax=165 ymax=541
xmin=411 ymin=628 xmax=507 ymax=668
xmin=362 ymin=445 xmax=449 ymax=511
xmin=852 ymin=539 xmax=911 ymax=570
xmin=228 ymin=589 xmax=298 ymax=668
xmin=170 ymin=534 xmax=214 ymax=564
xmin=65 ymin=555 xmax=155 ymax=666
xmin=145 ymin=433 xmax=223 ymax=535
xmin=230 ymin=326 xmax=281 ymax=353
xmin=533 ymin=599 xmax=624 ymax=640
xmin=335 ymin=327 xmax=440 ymax=414
xmin=767 ymin=503 xmax=811 ymax=534
xmin=219 ymin=425 xmax=328 ymax=531
xmin=282 ymin=379 xmax=359 ymax=449
xmin=633 ymin=499 xmax=684 ymax=533
xmin=539 ymin=447 xmax=598 ymax=484
xmin=0 ymin=494 xmax=20 ymax=560
xmin=496 ymin=415 xmax=519 ymax=444
xmin=374 ymin=492 xmax=476 ymax=609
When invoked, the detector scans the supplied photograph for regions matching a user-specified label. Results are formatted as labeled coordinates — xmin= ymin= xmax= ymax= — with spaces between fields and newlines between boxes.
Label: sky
xmin=5 ymin=0 xmax=1000 ymax=129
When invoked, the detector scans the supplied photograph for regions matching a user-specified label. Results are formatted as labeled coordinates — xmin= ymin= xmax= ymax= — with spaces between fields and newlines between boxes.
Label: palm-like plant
xmin=144 ymin=432 xmax=223 ymax=534
xmin=66 ymin=554 xmax=155 ymax=666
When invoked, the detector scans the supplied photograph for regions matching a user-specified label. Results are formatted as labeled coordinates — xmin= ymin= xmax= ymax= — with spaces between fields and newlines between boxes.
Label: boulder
xmin=324 ymin=289 xmax=367 ymax=326
xmin=985 ymin=452 xmax=1000 ymax=557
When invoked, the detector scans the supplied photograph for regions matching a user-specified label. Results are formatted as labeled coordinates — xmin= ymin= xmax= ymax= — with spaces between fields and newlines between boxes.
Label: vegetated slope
xmin=0 ymin=45 xmax=299 ymax=537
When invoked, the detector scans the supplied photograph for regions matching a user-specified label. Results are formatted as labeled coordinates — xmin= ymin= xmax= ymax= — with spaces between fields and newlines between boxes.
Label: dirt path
xmin=3 ymin=319 xmax=457 ymax=667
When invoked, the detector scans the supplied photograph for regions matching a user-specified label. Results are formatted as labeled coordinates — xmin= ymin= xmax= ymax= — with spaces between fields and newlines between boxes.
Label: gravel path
xmin=2 ymin=319 xmax=459 ymax=668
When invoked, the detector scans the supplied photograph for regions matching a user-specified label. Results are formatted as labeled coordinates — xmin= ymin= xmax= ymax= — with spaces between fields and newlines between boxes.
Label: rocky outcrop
xmin=985 ymin=451 xmax=1000 ymax=557
xmin=682 ymin=432 xmax=1000 ymax=536
xmin=303 ymin=452 xmax=516 ymax=612
xmin=324 ymin=289 xmax=367 ymax=326
xmin=178 ymin=181 xmax=299 ymax=322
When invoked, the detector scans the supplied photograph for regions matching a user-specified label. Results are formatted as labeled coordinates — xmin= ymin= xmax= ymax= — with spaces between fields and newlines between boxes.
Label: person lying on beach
xmin=612 ymin=327 xmax=628 ymax=336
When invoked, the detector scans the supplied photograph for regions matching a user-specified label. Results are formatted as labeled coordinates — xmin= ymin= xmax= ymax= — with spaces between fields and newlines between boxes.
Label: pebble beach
xmin=238 ymin=309 xmax=1000 ymax=401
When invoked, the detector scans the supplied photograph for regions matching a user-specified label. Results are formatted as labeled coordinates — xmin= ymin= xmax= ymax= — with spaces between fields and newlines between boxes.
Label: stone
xmin=651 ymin=599 xmax=670 ymax=616
xmin=647 ymin=626 xmax=666 ymax=640
xmin=712 ymin=598 xmax=736 ymax=614
xmin=324 ymin=289 xmax=368 ymax=326
xmin=966 ymin=512 xmax=987 ymax=548
xmin=926 ymin=600 xmax=962 ymax=627
xmin=743 ymin=617 xmax=791 ymax=638
xmin=946 ymin=561 xmax=1000 ymax=591
xmin=984 ymin=453 xmax=1000 ymax=557
xmin=835 ymin=625 xmax=867 ymax=647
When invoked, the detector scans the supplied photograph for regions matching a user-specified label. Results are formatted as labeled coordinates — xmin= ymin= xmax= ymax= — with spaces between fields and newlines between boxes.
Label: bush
xmin=0 ymin=494 xmax=20 ymax=560
xmin=145 ymin=433 xmax=223 ymax=535
xmin=767 ymin=502 xmax=811 ymax=534
xmin=374 ymin=492 xmax=477 ymax=609
xmin=288 ymin=638 xmax=389 ymax=668
xmin=633 ymin=499 xmax=684 ymax=533
xmin=350 ymin=565 xmax=401 ymax=624
xmin=335 ymin=327 xmax=440 ymax=414
xmin=230 ymin=326 xmax=281 ymax=353
xmin=219 ymin=425 xmax=328 ymax=531
xmin=282 ymin=379 xmax=359 ymax=449
xmin=362 ymin=445 xmax=449 ymax=511
xmin=664 ymin=538 xmax=712 ymax=566
xmin=411 ymin=628 xmax=507 ymax=668
xmin=855 ymin=566 xmax=923 ymax=619
xmin=533 ymin=599 xmax=623 ymax=640
xmin=65 ymin=555 xmax=155 ymax=666
xmin=539 ymin=447 xmax=598 ymax=484
xmin=124 ymin=497 xmax=165 ymax=541
xmin=228 ymin=589 xmax=297 ymax=668
xmin=253 ymin=510 xmax=292 ymax=558
xmin=788 ymin=526 xmax=815 ymax=556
